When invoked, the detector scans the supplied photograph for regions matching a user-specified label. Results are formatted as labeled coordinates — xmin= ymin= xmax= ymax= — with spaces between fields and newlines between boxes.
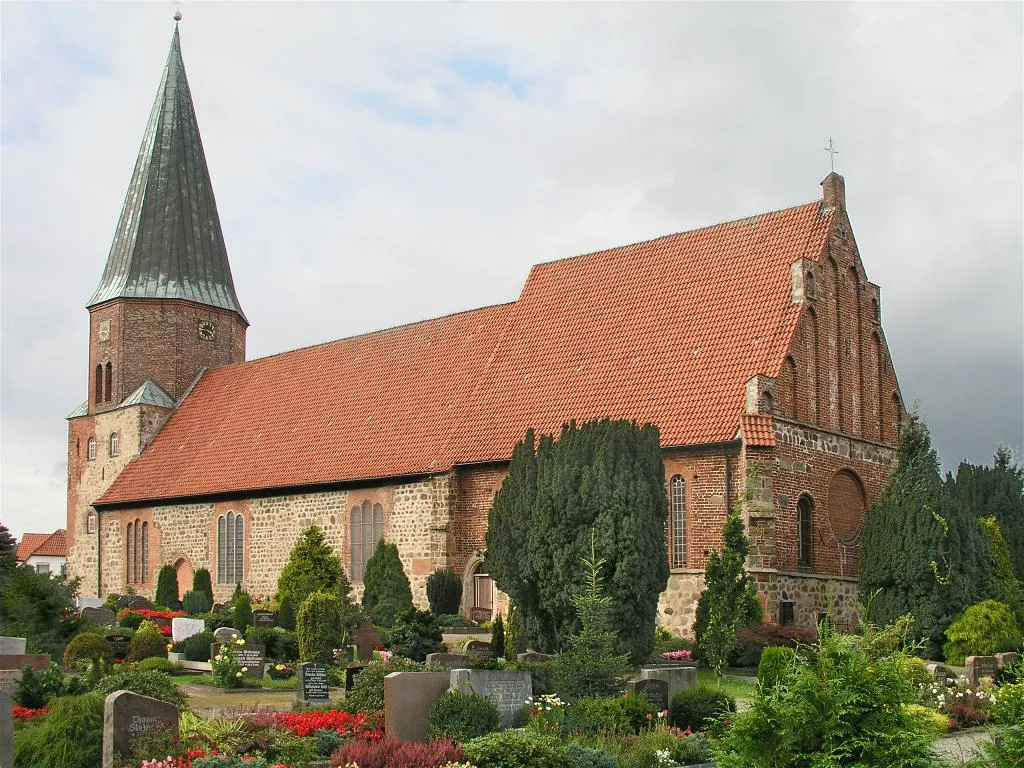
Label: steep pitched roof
xmin=87 ymin=27 xmax=246 ymax=322
xmin=98 ymin=198 xmax=835 ymax=506
xmin=740 ymin=414 xmax=776 ymax=447
xmin=121 ymin=379 xmax=176 ymax=409
xmin=16 ymin=530 xmax=68 ymax=561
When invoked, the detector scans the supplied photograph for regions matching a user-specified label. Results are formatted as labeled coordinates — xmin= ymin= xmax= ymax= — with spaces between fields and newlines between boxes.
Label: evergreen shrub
xmin=343 ymin=655 xmax=424 ymax=713
xmin=435 ymin=613 xmax=475 ymax=629
xmin=943 ymin=599 xmax=1023 ymax=665
xmin=94 ymin=667 xmax=188 ymax=709
xmin=491 ymin=613 xmax=505 ymax=658
xmin=757 ymin=646 xmax=796 ymax=688
xmin=427 ymin=688 xmax=502 ymax=742
xmin=297 ymin=591 xmax=343 ymax=663
xmin=134 ymin=656 xmax=180 ymax=674
xmin=154 ymin=565 xmax=180 ymax=609
xmin=12 ymin=693 xmax=104 ymax=768
xmin=193 ymin=758 xmax=269 ymax=768
xmin=426 ymin=567 xmax=462 ymax=615
xmin=567 ymin=693 xmax=658 ymax=736
xmin=314 ymin=728 xmax=344 ymax=757
xmin=182 ymin=589 xmax=212 ymax=615
xmin=275 ymin=524 xmax=358 ymax=633
xmin=232 ymin=590 xmax=253 ymax=632
xmin=179 ymin=630 xmax=215 ymax=661
xmin=14 ymin=663 xmax=89 ymax=708
xmin=129 ymin=620 xmax=170 ymax=662
xmin=390 ymin=608 xmax=444 ymax=661
xmin=62 ymin=630 xmax=113 ymax=669
xmin=902 ymin=704 xmax=950 ymax=736
xmin=362 ymin=541 xmax=414 ymax=628
xmin=566 ymin=744 xmax=620 ymax=768
xmin=192 ymin=567 xmax=214 ymax=606
xmin=668 ymin=685 xmax=736 ymax=732
xmin=463 ymin=729 xmax=575 ymax=768
xmin=119 ymin=611 xmax=146 ymax=630
xmin=197 ymin=610 xmax=234 ymax=631
xmin=992 ymin=682 xmax=1024 ymax=725
xmin=617 ymin=730 xmax=714 ymax=768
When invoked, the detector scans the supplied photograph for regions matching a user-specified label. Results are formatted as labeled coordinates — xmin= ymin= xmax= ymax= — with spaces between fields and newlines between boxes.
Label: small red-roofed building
xmin=66 ymin=28 xmax=904 ymax=636
xmin=16 ymin=529 xmax=68 ymax=576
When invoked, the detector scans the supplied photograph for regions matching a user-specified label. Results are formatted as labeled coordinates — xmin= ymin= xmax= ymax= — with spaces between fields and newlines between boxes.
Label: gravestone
xmin=450 ymin=669 xmax=532 ymax=728
xmin=0 ymin=690 xmax=12 ymax=768
xmin=171 ymin=617 xmax=205 ymax=643
xmin=102 ymin=691 xmax=179 ymax=768
xmin=149 ymin=615 xmax=173 ymax=632
xmin=116 ymin=595 xmax=155 ymax=611
xmin=345 ymin=665 xmax=365 ymax=691
xmin=81 ymin=607 xmax=117 ymax=627
xmin=213 ymin=626 xmax=242 ymax=643
xmin=516 ymin=651 xmax=554 ymax=664
xmin=104 ymin=633 xmax=131 ymax=660
xmin=926 ymin=663 xmax=949 ymax=686
xmin=626 ymin=677 xmax=670 ymax=712
xmin=353 ymin=621 xmax=381 ymax=662
xmin=212 ymin=603 xmax=229 ymax=612
xmin=76 ymin=596 xmax=107 ymax=610
xmin=0 ymin=638 xmax=26 ymax=656
xmin=996 ymin=651 xmax=1019 ymax=671
xmin=0 ymin=654 xmax=49 ymax=672
xmin=384 ymin=671 xmax=450 ymax=742
xmin=253 ymin=611 xmax=276 ymax=628
xmin=210 ymin=643 xmax=265 ymax=679
xmin=471 ymin=607 xmax=492 ymax=623
xmin=965 ymin=655 xmax=998 ymax=686
xmin=425 ymin=653 xmax=472 ymax=670
xmin=465 ymin=640 xmax=495 ymax=660
xmin=641 ymin=664 xmax=697 ymax=701
xmin=297 ymin=662 xmax=330 ymax=707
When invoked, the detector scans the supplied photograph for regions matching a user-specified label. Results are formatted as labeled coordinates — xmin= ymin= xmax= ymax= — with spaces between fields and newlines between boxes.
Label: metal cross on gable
xmin=825 ymin=137 xmax=839 ymax=172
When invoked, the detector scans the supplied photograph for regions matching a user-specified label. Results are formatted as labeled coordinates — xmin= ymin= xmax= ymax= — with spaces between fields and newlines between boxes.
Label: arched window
xmin=104 ymin=362 xmax=112 ymax=403
xmin=125 ymin=518 xmax=148 ymax=584
xmin=350 ymin=501 xmax=384 ymax=582
xmin=126 ymin=522 xmax=134 ymax=583
xmin=807 ymin=308 xmax=820 ymax=423
xmin=669 ymin=475 xmax=686 ymax=568
xmin=785 ymin=356 xmax=799 ymax=420
xmin=872 ymin=297 xmax=880 ymax=324
xmin=217 ymin=512 xmax=244 ymax=585
xmin=87 ymin=437 xmax=97 ymax=461
xmin=86 ymin=511 xmax=97 ymax=535
xmin=830 ymin=258 xmax=844 ymax=432
xmin=797 ymin=496 xmax=813 ymax=569
xmin=805 ymin=270 xmax=817 ymax=299
xmin=109 ymin=432 xmax=120 ymax=457
xmin=872 ymin=333 xmax=884 ymax=438
xmin=94 ymin=365 xmax=103 ymax=405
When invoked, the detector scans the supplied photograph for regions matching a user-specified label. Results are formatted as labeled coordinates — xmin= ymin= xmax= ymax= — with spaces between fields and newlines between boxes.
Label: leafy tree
xmin=361 ymin=541 xmax=413 ymax=628
xmin=192 ymin=567 xmax=214 ymax=606
xmin=154 ymin=564 xmax=179 ymax=609
xmin=486 ymin=420 xmax=669 ymax=664
xmin=0 ymin=522 xmax=17 ymax=571
xmin=0 ymin=564 xmax=80 ymax=657
xmin=695 ymin=483 xmax=763 ymax=686
xmin=276 ymin=524 xmax=357 ymax=632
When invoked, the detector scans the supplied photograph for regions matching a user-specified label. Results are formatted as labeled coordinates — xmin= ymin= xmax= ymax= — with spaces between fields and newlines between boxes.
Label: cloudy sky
xmin=1 ymin=1 xmax=1021 ymax=541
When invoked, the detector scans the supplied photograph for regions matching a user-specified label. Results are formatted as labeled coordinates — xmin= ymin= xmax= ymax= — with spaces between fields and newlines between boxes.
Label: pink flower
xmin=663 ymin=649 xmax=693 ymax=661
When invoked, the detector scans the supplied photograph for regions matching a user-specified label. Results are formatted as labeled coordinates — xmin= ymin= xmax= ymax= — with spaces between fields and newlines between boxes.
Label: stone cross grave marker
xmin=0 ymin=638 xmax=26 ymax=656
xmin=213 ymin=626 xmax=242 ymax=643
xmin=0 ymin=690 xmax=12 ymax=768
xmin=253 ymin=611 xmax=276 ymax=628
xmin=171 ymin=617 xmax=205 ymax=643
xmin=102 ymin=691 xmax=179 ymax=768
xmin=626 ymin=677 xmax=670 ymax=713
xmin=384 ymin=671 xmax=451 ymax=742
xmin=353 ymin=621 xmax=381 ymax=662
xmin=450 ymin=669 xmax=532 ymax=728
xmin=425 ymin=653 xmax=472 ymax=670
xmin=965 ymin=655 xmax=998 ymax=686
xmin=297 ymin=662 xmax=330 ymax=707
xmin=464 ymin=640 xmax=495 ymax=660
xmin=81 ymin=607 xmax=117 ymax=627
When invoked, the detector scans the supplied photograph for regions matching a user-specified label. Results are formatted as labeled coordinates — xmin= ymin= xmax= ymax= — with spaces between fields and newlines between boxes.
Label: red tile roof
xmin=16 ymin=529 xmax=68 ymax=561
xmin=740 ymin=414 xmax=776 ymax=447
xmin=98 ymin=199 xmax=834 ymax=506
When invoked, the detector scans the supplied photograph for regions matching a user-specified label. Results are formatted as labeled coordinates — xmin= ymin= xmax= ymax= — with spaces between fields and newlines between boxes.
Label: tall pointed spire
xmin=88 ymin=25 xmax=246 ymax=322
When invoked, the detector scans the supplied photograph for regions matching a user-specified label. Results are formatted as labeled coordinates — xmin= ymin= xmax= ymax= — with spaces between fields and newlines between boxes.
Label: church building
xmin=66 ymin=28 xmax=904 ymax=636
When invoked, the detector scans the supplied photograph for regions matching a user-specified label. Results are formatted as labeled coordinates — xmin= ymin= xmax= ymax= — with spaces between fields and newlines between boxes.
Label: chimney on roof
xmin=821 ymin=172 xmax=846 ymax=211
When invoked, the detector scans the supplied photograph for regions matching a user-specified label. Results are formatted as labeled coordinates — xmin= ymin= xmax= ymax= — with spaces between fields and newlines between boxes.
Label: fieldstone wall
xmin=657 ymin=571 xmax=706 ymax=637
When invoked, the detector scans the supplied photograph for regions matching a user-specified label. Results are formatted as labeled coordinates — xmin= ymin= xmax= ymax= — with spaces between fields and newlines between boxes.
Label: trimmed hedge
xmin=428 ymin=688 xmax=502 ymax=742
xmin=668 ymin=685 xmax=735 ymax=732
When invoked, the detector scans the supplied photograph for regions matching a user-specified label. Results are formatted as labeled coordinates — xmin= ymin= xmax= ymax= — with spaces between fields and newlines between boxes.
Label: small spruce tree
xmin=232 ymin=589 xmax=253 ymax=631
xmin=297 ymin=591 xmax=344 ymax=663
xmin=154 ymin=565 xmax=179 ymax=609
xmin=361 ymin=541 xmax=413 ymax=628
xmin=192 ymin=568 xmax=214 ymax=607
xmin=276 ymin=524 xmax=348 ymax=630
xmin=491 ymin=613 xmax=505 ymax=658
xmin=504 ymin=598 xmax=522 ymax=659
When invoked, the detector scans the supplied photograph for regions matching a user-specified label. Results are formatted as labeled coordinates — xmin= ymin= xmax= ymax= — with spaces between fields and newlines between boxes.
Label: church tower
xmin=67 ymin=23 xmax=246 ymax=594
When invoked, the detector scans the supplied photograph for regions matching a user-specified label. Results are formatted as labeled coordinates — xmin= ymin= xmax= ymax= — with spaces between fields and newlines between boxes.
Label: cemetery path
xmin=932 ymin=727 xmax=990 ymax=765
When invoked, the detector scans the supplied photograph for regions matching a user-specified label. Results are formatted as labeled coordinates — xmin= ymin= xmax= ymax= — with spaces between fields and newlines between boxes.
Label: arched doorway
xmin=174 ymin=557 xmax=193 ymax=600
xmin=466 ymin=561 xmax=493 ymax=623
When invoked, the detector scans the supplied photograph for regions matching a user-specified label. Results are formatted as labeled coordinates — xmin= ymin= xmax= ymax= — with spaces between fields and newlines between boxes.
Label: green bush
xmin=902 ymin=655 xmax=933 ymax=689
xmin=182 ymin=589 xmax=212 ymax=615
xmin=669 ymin=685 xmax=736 ymax=732
xmin=192 ymin=567 xmax=214 ymax=606
xmin=297 ymin=591 xmax=344 ymax=663
xmin=63 ymin=630 xmax=114 ymax=669
xmin=232 ymin=589 xmax=253 ymax=632
xmin=943 ymin=600 xmax=1023 ymax=665
xmin=617 ymin=730 xmax=714 ymax=768
xmin=95 ymin=667 xmax=189 ymax=709
xmin=390 ymin=608 xmax=444 ymax=661
xmin=177 ymin=630 xmax=215 ymax=661
xmin=119 ymin=611 xmax=146 ymax=630
xmin=567 ymin=744 xmax=620 ymax=768
xmin=505 ymin=660 xmax=556 ymax=696
xmin=193 ymin=758 xmax=270 ymax=768
xmin=14 ymin=663 xmax=89 ymax=708
xmin=992 ymin=682 xmax=1024 ymax=725
xmin=134 ymin=657 xmax=181 ymax=674
xmin=266 ymin=732 xmax=318 ymax=766
xmin=757 ymin=646 xmax=796 ymax=689
xmin=492 ymin=614 xmax=505 ymax=658
xmin=567 ymin=693 xmax=658 ymax=736
xmin=343 ymin=655 xmax=425 ymax=714
xmin=128 ymin=620 xmax=169 ymax=662
xmin=428 ymin=687 xmax=502 ymax=742
xmin=362 ymin=541 xmax=414 ymax=628
xmin=197 ymin=610 xmax=234 ymax=631
xmin=463 ymin=729 xmax=575 ymax=768
xmin=976 ymin=724 xmax=1024 ymax=768
xmin=154 ymin=565 xmax=180 ymax=609
xmin=426 ymin=567 xmax=463 ymax=614
xmin=435 ymin=613 xmax=476 ymax=628
xmin=314 ymin=727 xmax=344 ymax=757
xmin=12 ymin=693 xmax=104 ymax=768
xmin=275 ymin=524 xmax=356 ymax=632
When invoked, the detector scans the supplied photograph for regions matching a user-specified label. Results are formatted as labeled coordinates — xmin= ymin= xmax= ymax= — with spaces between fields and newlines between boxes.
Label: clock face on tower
xmin=197 ymin=320 xmax=216 ymax=341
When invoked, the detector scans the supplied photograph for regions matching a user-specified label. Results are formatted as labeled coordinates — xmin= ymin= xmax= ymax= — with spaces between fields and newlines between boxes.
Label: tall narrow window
xmin=109 ymin=432 xmax=120 ymax=457
xmin=94 ymin=365 xmax=103 ymax=405
xmin=786 ymin=356 xmax=799 ymax=420
xmin=217 ymin=512 xmax=244 ymax=584
xmin=133 ymin=519 xmax=141 ymax=584
xmin=104 ymin=362 xmax=112 ymax=403
xmin=830 ymin=258 xmax=844 ymax=432
xmin=86 ymin=511 xmax=97 ymax=534
xmin=126 ymin=522 xmax=135 ymax=583
xmin=141 ymin=522 xmax=149 ymax=584
xmin=797 ymin=496 xmax=813 ymax=569
xmin=669 ymin=475 xmax=686 ymax=568
xmin=87 ymin=438 xmax=97 ymax=461
xmin=892 ymin=394 xmax=903 ymax=441
xmin=350 ymin=501 xmax=384 ymax=581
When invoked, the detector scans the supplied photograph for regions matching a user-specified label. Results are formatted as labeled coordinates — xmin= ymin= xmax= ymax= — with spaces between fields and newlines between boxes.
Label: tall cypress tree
xmin=954 ymin=448 xmax=1024 ymax=581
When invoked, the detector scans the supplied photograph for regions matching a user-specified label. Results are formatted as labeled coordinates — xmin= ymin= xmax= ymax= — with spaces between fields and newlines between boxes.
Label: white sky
xmin=1 ymin=1 xmax=1022 ymax=540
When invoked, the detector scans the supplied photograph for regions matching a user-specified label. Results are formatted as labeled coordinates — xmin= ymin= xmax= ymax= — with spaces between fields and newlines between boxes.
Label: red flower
xmin=12 ymin=705 xmax=47 ymax=721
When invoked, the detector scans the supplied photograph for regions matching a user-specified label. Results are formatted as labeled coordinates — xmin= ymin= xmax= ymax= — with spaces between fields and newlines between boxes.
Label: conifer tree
xmin=0 ymin=524 xmax=16 ymax=572
xmin=952 ymin=447 xmax=1024 ymax=581
xmin=361 ymin=541 xmax=413 ymax=628
xmin=154 ymin=565 xmax=179 ymax=609
xmin=192 ymin=568 xmax=214 ymax=606
xmin=486 ymin=420 xmax=668 ymax=664
xmin=276 ymin=524 xmax=355 ymax=631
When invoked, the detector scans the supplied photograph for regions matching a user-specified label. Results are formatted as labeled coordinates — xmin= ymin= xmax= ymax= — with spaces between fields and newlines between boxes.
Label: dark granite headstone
xmin=81 ymin=607 xmax=117 ymax=627
xmin=345 ymin=665 xmax=365 ymax=691
xmin=450 ymin=669 xmax=532 ymax=727
xmin=926 ymin=663 xmax=949 ymax=686
xmin=465 ymin=640 xmax=495 ymax=660
xmin=353 ymin=621 xmax=381 ymax=662
xmin=210 ymin=643 xmax=265 ymax=679
xmin=115 ymin=595 xmax=155 ymax=612
xmin=627 ymin=677 xmax=669 ymax=712
xmin=253 ymin=611 xmax=276 ymax=628
xmin=213 ymin=603 xmax=229 ymax=613
xmin=516 ymin=651 xmax=554 ymax=664
xmin=965 ymin=655 xmax=998 ymax=685
xmin=102 ymin=691 xmax=179 ymax=768
xmin=297 ymin=662 xmax=330 ymax=706
xmin=0 ymin=690 xmax=12 ymax=768
xmin=779 ymin=600 xmax=795 ymax=626
xmin=425 ymin=653 xmax=472 ymax=670
xmin=640 ymin=665 xmax=697 ymax=701
xmin=471 ymin=607 xmax=492 ymax=623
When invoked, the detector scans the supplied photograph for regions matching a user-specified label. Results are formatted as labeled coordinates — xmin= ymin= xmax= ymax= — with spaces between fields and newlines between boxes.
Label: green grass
xmin=696 ymin=668 xmax=757 ymax=701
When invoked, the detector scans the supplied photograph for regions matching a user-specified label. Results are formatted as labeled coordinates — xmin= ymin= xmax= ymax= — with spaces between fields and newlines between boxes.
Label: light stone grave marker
xmin=0 ymin=690 xmax=12 ymax=768
xmin=516 ymin=651 xmax=554 ymax=664
xmin=965 ymin=655 xmax=998 ymax=686
xmin=450 ymin=669 xmax=532 ymax=728
xmin=0 ymin=638 xmax=25 ymax=656
xmin=213 ymin=626 xmax=241 ymax=643
xmin=425 ymin=653 xmax=471 ymax=670
xmin=926 ymin=663 xmax=948 ymax=686
xmin=102 ymin=691 xmax=179 ymax=768
xmin=384 ymin=671 xmax=450 ymax=742
xmin=996 ymin=651 xmax=1018 ymax=671
xmin=171 ymin=617 xmax=205 ymax=642
xmin=640 ymin=664 xmax=696 ymax=702
xmin=81 ymin=607 xmax=117 ymax=626
xmin=210 ymin=643 xmax=265 ymax=679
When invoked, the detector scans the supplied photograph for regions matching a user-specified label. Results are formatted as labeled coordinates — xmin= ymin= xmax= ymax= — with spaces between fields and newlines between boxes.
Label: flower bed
xmin=118 ymin=609 xmax=187 ymax=637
